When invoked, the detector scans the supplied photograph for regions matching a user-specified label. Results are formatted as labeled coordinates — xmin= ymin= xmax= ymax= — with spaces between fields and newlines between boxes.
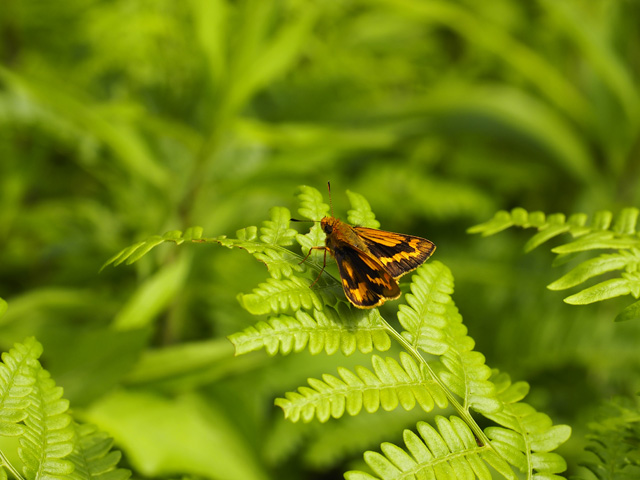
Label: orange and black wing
xmin=354 ymin=227 xmax=436 ymax=279
xmin=333 ymin=246 xmax=401 ymax=308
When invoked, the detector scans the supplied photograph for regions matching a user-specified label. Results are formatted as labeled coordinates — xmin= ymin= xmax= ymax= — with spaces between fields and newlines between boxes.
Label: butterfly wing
xmin=333 ymin=246 xmax=401 ymax=308
xmin=353 ymin=227 xmax=436 ymax=279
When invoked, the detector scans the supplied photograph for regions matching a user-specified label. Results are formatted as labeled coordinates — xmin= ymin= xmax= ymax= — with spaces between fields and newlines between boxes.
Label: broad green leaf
xmin=112 ymin=255 xmax=191 ymax=330
xmin=84 ymin=391 xmax=268 ymax=480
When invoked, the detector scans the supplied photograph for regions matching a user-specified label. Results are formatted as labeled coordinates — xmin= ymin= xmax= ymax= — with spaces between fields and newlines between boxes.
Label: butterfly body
xmin=317 ymin=216 xmax=435 ymax=308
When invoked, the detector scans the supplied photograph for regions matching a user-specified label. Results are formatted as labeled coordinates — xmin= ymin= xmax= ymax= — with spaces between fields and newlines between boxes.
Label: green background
xmin=1 ymin=0 xmax=639 ymax=478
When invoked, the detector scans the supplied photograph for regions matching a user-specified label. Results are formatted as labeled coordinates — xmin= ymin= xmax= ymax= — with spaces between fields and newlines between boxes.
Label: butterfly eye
xmin=324 ymin=224 xmax=333 ymax=234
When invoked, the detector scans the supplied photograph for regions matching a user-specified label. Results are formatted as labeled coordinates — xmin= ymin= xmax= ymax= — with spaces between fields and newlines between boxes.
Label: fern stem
xmin=0 ymin=450 xmax=24 ymax=480
xmin=376 ymin=313 xmax=491 ymax=447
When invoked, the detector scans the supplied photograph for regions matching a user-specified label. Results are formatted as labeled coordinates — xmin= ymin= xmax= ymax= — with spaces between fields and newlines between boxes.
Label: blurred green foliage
xmin=1 ymin=0 xmax=639 ymax=479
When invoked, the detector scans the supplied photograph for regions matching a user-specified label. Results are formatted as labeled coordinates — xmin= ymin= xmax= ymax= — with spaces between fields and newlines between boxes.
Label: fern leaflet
xmin=469 ymin=207 xmax=640 ymax=320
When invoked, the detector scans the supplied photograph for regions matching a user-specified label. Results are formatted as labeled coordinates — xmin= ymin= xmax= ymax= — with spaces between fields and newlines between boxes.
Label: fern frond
xmin=485 ymin=371 xmax=571 ymax=479
xmin=573 ymin=396 xmax=640 ymax=480
xmin=400 ymin=262 xmax=501 ymax=415
xmin=238 ymin=274 xmax=339 ymax=315
xmin=67 ymin=423 xmax=131 ymax=480
xmin=100 ymin=226 xmax=205 ymax=270
xmin=228 ymin=305 xmax=391 ymax=356
xmin=275 ymin=353 xmax=448 ymax=423
xmin=1 ymin=338 xmax=131 ymax=480
xmin=344 ymin=373 xmax=571 ymax=480
xmin=0 ymin=337 xmax=42 ymax=438
xmin=19 ymin=367 xmax=75 ymax=479
xmin=469 ymin=207 xmax=640 ymax=319
xmin=468 ymin=207 xmax=639 ymax=250
xmin=344 ymin=415 xmax=516 ymax=480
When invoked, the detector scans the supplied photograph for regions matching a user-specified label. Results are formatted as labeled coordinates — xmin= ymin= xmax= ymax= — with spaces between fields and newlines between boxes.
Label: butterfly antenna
xmin=290 ymin=218 xmax=319 ymax=223
xmin=327 ymin=181 xmax=334 ymax=217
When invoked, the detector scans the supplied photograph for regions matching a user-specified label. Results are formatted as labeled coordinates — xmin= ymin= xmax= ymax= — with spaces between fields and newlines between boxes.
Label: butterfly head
xmin=320 ymin=216 xmax=339 ymax=235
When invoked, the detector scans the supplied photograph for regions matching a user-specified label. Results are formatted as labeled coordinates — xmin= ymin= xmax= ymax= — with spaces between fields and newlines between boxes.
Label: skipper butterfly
xmin=297 ymin=185 xmax=436 ymax=309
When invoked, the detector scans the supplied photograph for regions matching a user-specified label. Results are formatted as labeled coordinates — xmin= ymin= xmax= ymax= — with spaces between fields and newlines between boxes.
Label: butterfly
xmin=298 ymin=193 xmax=436 ymax=308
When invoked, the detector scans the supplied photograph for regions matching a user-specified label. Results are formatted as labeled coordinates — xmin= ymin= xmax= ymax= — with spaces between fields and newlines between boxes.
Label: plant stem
xmin=0 ymin=450 xmax=24 ymax=480
xmin=376 ymin=312 xmax=491 ymax=446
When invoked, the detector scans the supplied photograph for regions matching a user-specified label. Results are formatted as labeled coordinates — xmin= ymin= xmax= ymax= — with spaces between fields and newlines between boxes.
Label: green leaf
xmin=398 ymin=261 xmax=453 ymax=355
xmin=67 ymin=423 xmax=131 ymax=480
xmin=615 ymin=299 xmax=640 ymax=322
xmin=485 ymin=371 xmax=571 ymax=478
xmin=563 ymin=278 xmax=632 ymax=305
xmin=112 ymin=255 xmax=191 ymax=330
xmin=612 ymin=208 xmax=640 ymax=235
xmin=470 ymin=207 xmax=640 ymax=320
xmin=467 ymin=210 xmax=513 ymax=236
xmin=275 ymin=353 xmax=447 ymax=423
xmin=84 ymin=390 xmax=268 ymax=480
xmin=228 ymin=306 xmax=391 ymax=357
xmin=346 ymin=190 xmax=380 ymax=228
xmin=401 ymin=262 xmax=500 ymax=414
xmin=524 ymin=224 xmax=571 ymax=252
xmin=529 ymin=425 xmax=572 ymax=452
xmin=0 ymin=337 xmax=42 ymax=438
xmin=551 ymin=231 xmax=640 ymax=254
xmin=260 ymin=207 xmax=298 ymax=246
xmin=225 ymin=4 xmax=318 ymax=113
xmin=253 ymin=248 xmax=305 ymax=279
xmin=238 ymin=275 xmax=336 ymax=315
xmin=346 ymin=416 xmax=517 ymax=480
xmin=578 ymin=396 xmax=640 ymax=480
xmin=19 ymin=368 xmax=74 ymax=479
xmin=297 ymin=185 xmax=330 ymax=222
xmin=101 ymin=227 xmax=206 ymax=270
xmin=547 ymin=252 xmax=635 ymax=290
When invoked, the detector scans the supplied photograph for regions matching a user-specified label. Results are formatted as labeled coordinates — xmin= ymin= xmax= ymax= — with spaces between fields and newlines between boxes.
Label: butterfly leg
xmin=299 ymin=246 xmax=329 ymax=288
xmin=298 ymin=246 xmax=325 ymax=265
